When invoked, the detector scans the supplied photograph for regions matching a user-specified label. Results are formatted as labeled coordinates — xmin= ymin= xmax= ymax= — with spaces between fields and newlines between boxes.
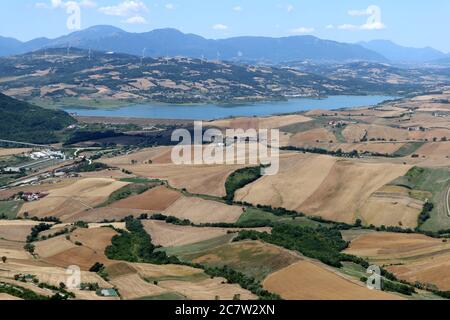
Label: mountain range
xmin=2 ymin=25 xmax=447 ymax=64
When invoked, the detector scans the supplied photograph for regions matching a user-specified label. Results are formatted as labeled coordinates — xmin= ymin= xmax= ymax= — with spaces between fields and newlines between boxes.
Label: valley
xmin=0 ymin=88 xmax=449 ymax=300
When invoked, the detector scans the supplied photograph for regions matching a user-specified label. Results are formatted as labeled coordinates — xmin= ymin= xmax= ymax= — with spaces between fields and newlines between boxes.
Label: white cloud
xmin=36 ymin=0 xmax=97 ymax=9
xmin=325 ymin=24 xmax=334 ymax=29
xmin=340 ymin=5 xmax=386 ymax=31
xmin=233 ymin=5 xmax=242 ymax=12
xmin=290 ymin=27 xmax=315 ymax=34
xmin=213 ymin=24 xmax=228 ymax=30
xmin=98 ymin=0 xmax=147 ymax=17
xmin=287 ymin=4 xmax=294 ymax=13
xmin=123 ymin=15 xmax=147 ymax=24
xmin=165 ymin=3 xmax=175 ymax=10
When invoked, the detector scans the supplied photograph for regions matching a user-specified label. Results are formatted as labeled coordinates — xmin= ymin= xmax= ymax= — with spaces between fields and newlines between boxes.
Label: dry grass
xmin=263 ymin=260 xmax=404 ymax=300
xmin=359 ymin=185 xmax=424 ymax=229
xmin=210 ymin=114 xmax=312 ymax=130
xmin=110 ymin=186 xmax=181 ymax=211
xmin=0 ymin=221 xmax=41 ymax=242
xmin=19 ymin=178 xmax=129 ymax=221
xmin=142 ymin=220 xmax=230 ymax=247
xmin=164 ymin=196 xmax=244 ymax=224
xmin=0 ymin=148 xmax=32 ymax=157
xmin=344 ymin=232 xmax=450 ymax=291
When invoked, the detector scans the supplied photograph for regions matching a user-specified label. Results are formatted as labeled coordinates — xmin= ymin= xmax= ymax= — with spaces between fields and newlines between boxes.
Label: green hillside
xmin=0 ymin=93 xmax=75 ymax=143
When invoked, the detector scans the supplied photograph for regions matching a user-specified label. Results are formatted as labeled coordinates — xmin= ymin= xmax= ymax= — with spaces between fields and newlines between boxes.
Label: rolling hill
xmin=0 ymin=93 xmax=75 ymax=143
xmin=0 ymin=48 xmax=411 ymax=107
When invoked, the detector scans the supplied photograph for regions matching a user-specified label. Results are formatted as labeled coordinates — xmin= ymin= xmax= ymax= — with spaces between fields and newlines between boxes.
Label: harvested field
xmin=142 ymin=220 xmax=269 ymax=248
xmin=159 ymin=278 xmax=256 ymax=300
xmin=299 ymin=160 xmax=410 ymax=223
xmin=35 ymin=228 xmax=117 ymax=270
xmin=237 ymin=153 xmax=410 ymax=224
xmin=235 ymin=153 xmax=337 ymax=213
xmin=289 ymin=128 xmax=336 ymax=144
xmin=0 ymin=178 xmax=80 ymax=201
xmin=164 ymin=197 xmax=244 ymax=224
xmin=64 ymin=207 xmax=149 ymax=223
xmin=0 ymin=293 xmax=22 ymax=300
xmin=0 ymin=220 xmax=41 ymax=242
xmin=107 ymin=261 xmax=255 ymax=300
xmin=101 ymin=147 xmax=173 ymax=166
xmin=18 ymin=178 xmax=129 ymax=220
xmin=110 ymin=273 xmax=168 ymax=300
xmin=344 ymin=232 xmax=450 ymax=290
xmin=412 ymin=142 xmax=450 ymax=166
xmin=187 ymin=241 xmax=301 ymax=281
xmin=359 ymin=185 xmax=424 ymax=229
xmin=142 ymin=220 xmax=230 ymax=247
xmin=0 ymin=148 xmax=32 ymax=157
xmin=263 ymin=260 xmax=404 ymax=300
xmin=110 ymin=186 xmax=181 ymax=211
xmin=342 ymin=124 xmax=409 ymax=143
xmin=106 ymin=163 xmax=243 ymax=197
xmin=209 ymin=114 xmax=312 ymax=130
xmin=34 ymin=236 xmax=76 ymax=258
xmin=0 ymin=239 xmax=30 ymax=260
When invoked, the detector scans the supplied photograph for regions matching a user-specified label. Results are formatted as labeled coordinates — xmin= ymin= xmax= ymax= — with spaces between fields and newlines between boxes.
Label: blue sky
xmin=1 ymin=0 xmax=449 ymax=52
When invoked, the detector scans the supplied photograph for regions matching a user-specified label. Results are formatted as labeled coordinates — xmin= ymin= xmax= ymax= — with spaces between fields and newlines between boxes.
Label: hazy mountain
xmin=359 ymin=40 xmax=446 ymax=63
xmin=0 ymin=36 xmax=23 ymax=56
xmin=0 ymin=25 xmax=386 ymax=63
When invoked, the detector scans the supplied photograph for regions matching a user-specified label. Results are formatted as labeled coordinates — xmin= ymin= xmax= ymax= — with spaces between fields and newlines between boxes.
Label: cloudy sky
xmin=1 ymin=0 xmax=449 ymax=52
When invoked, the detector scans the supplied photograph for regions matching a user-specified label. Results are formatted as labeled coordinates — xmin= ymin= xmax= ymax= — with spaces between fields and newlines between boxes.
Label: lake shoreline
xmin=64 ymin=95 xmax=399 ymax=121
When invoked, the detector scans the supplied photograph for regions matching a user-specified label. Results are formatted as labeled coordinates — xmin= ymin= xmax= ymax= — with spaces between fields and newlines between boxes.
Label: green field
xmin=136 ymin=292 xmax=186 ymax=300
xmin=237 ymin=207 xmax=332 ymax=228
xmin=98 ymin=182 xmax=161 ymax=207
xmin=175 ymin=240 xmax=300 ymax=281
xmin=390 ymin=166 xmax=450 ymax=231
xmin=144 ymin=272 xmax=209 ymax=284
xmin=392 ymin=142 xmax=425 ymax=157
xmin=162 ymin=234 xmax=236 ymax=258
xmin=0 ymin=200 xmax=23 ymax=219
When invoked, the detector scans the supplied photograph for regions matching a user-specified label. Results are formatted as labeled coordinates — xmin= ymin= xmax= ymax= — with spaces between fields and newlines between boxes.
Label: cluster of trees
xmin=100 ymin=183 xmax=157 ymax=207
xmin=0 ymin=282 xmax=49 ymax=300
xmin=105 ymin=216 xmax=180 ymax=265
xmin=281 ymin=146 xmax=359 ymax=158
xmin=72 ymin=162 xmax=109 ymax=173
xmin=145 ymin=213 xmax=192 ymax=226
xmin=201 ymin=266 xmax=281 ymax=300
xmin=418 ymin=202 xmax=434 ymax=224
xmin=64 ymin=130 xmax=122 ymax=146
xmin=0 ymin=93 xmax=76 ymax=144
xmin=224 ymin=166 xmax=262 ymax=203
xmin=26 ymin=223 xmax=52 ymax=243
xmin=234 ymin=224 xmax=348 ymax=268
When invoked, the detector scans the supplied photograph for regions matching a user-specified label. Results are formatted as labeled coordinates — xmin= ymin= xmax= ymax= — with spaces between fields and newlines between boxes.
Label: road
xmin=0 ymin=139 xmax=53 ymax=149
xmin=447 ymin=185 xmax=450 ymax=217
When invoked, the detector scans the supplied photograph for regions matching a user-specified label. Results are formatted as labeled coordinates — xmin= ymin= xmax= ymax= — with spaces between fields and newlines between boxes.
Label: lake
xmin=64 ymin=95 xmax=397 ymax=120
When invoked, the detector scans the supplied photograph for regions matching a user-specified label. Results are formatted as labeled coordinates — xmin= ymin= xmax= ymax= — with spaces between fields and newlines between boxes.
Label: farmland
xmin=0 ymin=90 xmax=450 ymax=300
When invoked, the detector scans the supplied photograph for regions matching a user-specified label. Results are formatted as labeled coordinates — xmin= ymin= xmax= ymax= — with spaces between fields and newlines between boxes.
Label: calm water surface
xmin=64 ymin=95 xmax=397 ymax=120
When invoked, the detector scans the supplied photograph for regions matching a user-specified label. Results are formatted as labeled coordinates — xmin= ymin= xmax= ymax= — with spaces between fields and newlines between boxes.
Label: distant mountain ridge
xmin=0 ymin=25 xmax=386 ymax=63
xmin=359 ymin=40 xmax=447 ymax=63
